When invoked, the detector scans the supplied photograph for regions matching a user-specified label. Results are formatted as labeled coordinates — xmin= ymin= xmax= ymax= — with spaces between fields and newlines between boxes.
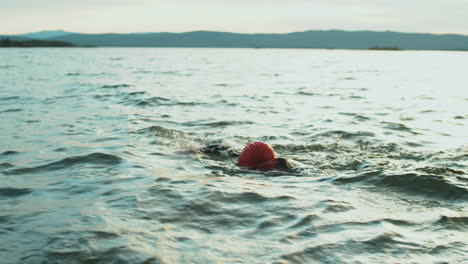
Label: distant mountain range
xmin=18 ymin=30 xmax=71 ymax=40
xmin=2 ymin=30 xmax=468 ymax=50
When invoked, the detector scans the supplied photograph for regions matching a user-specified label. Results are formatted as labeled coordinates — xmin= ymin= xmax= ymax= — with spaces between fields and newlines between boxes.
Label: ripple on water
xmin=280 ymin=230 xmax=430 ymax=264
xmin=334 ymin=170 xmax=468 ymax=200
xmin=1 ymin=150 xmax=19 ymax=156
xmin=121 ymin=95 xmax=211 ymax=108
xmin=0 ymin=96 xmax=21 ymax=101
xmin=318 ymin=199 xmax=355 ymax=213
xmin=100 ymin=84 xmax=132 ymax=89
xmin=0 ymin=65 xmax=15 ymax=69
xmin=182 ymin=120 xmax=254 ymax=128
xmin=0 ymin=187 xmax=32 ymax=198
xmin=381 ymin=121 xmax=420 ymax=135
xmin=434 ymin=215 xmax=468 ymax=230
xmin=313 ymin=130 xmax=376 ymax=140
xmin=0 ymin=162 xmax=15 ymax=169
xmin=3 ymin=153 xmax=122 ymax=175
xmin=0 ymin=108 xmax=23 ymax=113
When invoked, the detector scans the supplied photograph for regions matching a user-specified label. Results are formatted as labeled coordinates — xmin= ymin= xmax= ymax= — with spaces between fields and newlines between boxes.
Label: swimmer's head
xmin=238 ymin=141 xmax=276 ymax=170
xmin=238 ymin=142 xmax=293 ymax=172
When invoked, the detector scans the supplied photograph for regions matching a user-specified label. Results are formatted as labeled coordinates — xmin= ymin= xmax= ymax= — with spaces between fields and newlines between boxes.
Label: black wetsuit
xmin=275 ymin=157 xmax=294 ymax=172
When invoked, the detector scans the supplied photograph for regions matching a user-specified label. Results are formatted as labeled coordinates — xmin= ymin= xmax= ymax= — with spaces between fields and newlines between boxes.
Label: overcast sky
xmin=2 ymin=0 xmax=468 ymax=35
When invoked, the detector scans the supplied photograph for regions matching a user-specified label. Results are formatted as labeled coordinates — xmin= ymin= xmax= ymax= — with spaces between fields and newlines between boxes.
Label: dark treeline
xmin=0 ymin=38 xmax=75 ymax=47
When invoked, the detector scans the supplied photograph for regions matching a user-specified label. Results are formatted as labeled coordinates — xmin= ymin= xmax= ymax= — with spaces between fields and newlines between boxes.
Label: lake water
xmin=0 ymin=48 xmax=467 ymax=263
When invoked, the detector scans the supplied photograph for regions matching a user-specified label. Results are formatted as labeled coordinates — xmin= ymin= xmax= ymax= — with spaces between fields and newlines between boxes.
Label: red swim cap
xmin=238 ymin=141 xmax=277 ymax=170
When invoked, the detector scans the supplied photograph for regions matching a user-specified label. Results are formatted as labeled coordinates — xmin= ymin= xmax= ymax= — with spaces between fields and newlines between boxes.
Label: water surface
xmin=1 ymin=48 xmax=467 ymax=263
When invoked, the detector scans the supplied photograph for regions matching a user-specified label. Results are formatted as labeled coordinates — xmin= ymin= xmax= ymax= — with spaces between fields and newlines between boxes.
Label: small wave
xmin=382 ymin=122 xmax=420 ymax=135
xmin=3 ymin=153 xmax=122 ymax=175
xmin=126 ymin=91 xmax=147 ymax=96
xmin=381 ymin=218 xmax=419 ymax=226
xmin=255 ymin=214 xmax=297 ymax=233
xmin=87 ymin=72 xmax=116 ymax=77
xmin=289 ymin=214 xmax=321 ymax=229
xmin=0 ymin=96 xmax=21 ymax=101
xmin=0 ymin=162 xmax=15 ymax=169
xmin=135 ymin=96 xmax=171 ymax=106
xmin=296 ymin=91 xmax=321 ymax=96
xmin=206 ymin=190 xmax=295 ymax=204
xmin=420 ymin=109 xmax=438 ymax=114
xmin=334 ymin=171 xmax=468 ymax=200
xmin=272 ymin=143 xmax=335 ymax=154
xmin=136 ymin=125 xmax=186 ymax=138
xmin=157 ymin=70 xmax=179 ymax=75
xmin=93 ymin=94 xmax=113 ymax=100
xmin=318 ymin=106 xmax=335 ymax=110
xmin=338 ymin=112 xmax=358 ymax=116
xmin=316 ymin=219 xmax=407 ymax=234
xmin=100 ymin=84 xmax=131 ymax=89
xmin=1 ymin=150 xmax=18 ymax=156
xmin=429 ymin=148 xmax=468 ymax=163
xmin=333 ymin=170 xmax=383 ymax=184
xmin=382 ymin=173 xmax=467 ymax=200
xmin=434 ymin=215 xmax=468 ymax=230
xmin=145 ymin=70 xmax=191 ymax=76
xmin=427 ymin=242 xmax=467 ymax=259
xmin=362 ymin=231 xmax=408 ymax=247
xmin=175 ymin=101 xmax=209 ymax=106
xmin=96 ymin=90 xmax=145 ymax=102
xmin=354 ymin=115 xmax=371 ymax=121
xmin=338 ymin=112 xmax=371 ymax=121
xmin=0 ymin=187 xmax=32 ymax=198
xmin=0 ymin=108 xmax=22 ymax=113
xmin=215 ymin=83 xmax=237 ymax=87
xmin=135 ymin=125 xmax=197 ymax=149
xmin=182 ymin=120 xmax=254 ymax=128
xmin=215 ymin=99 xmax=239 ymax=106
xmin=321 ymin=202 xmax=354 ymax=213
xmin=348 ymin=95 xmax=365 ymax=99
xmin=0 ymin=65 xmax=15 ymax=69
xmin=280 ymin=222 xmax=424 ymax=262
xmin=403 ymin=141 xmax=424 ymax=147
xmin=140 ymin=186 xmax=295 ymax=232
xmin=281 ymin=231 xmax=418 ymax=261
xmin=314 ymin=130 xmax=376 ymax=139
xmin=415 ymin=166 xmax=465 ymax=175
xmin=280 ymin=244 xmax=332 ymax=262
xmin=128 ymin=96 xmax=209 ymax=107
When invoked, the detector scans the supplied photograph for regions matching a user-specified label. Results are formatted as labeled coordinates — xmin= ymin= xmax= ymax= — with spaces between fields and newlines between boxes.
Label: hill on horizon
xmin=19 ymin=30 xmax=72 ymax=40
xmin=2 ymin=30 xmax=468 ymax=50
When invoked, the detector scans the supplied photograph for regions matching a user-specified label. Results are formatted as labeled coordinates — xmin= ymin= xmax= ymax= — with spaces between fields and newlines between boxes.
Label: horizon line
xmin=5 ymin=29 xmax=468 ymax=37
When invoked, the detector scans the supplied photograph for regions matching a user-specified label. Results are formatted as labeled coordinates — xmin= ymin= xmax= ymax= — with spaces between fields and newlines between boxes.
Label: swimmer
xmin=199 ymin=141 xmax=294 ymax=172
xmin=237 ymin=141 xmax=294 ymax=172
